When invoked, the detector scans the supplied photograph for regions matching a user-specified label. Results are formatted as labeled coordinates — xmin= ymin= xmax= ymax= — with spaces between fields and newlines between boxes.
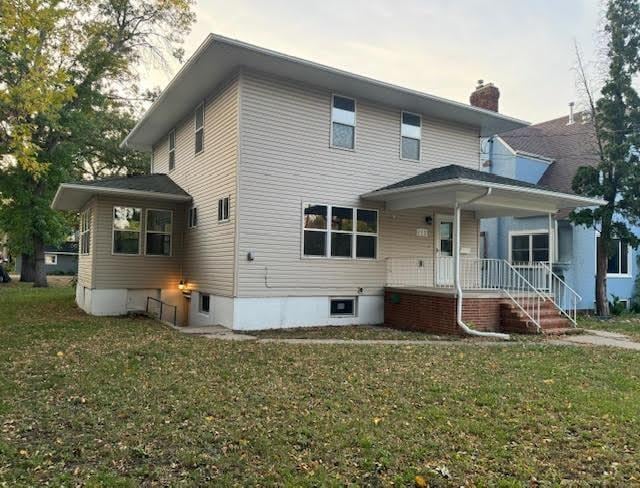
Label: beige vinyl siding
xmin=151 ymin=76 xmax=239 ymax=296
xmin=77 ymin=198 xmax=96 ymax=288
xmin=91 ymin=195 xmax=184 ymax=290
xmin=237 ymin=71 xmax=480 ymax=297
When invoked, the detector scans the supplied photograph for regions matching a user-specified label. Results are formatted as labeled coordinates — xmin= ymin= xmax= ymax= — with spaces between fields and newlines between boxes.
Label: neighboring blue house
xmin=15 ymin=241 xmax=79 ymax=276
xmin=481 ymin=110 xmax=637 ymax=311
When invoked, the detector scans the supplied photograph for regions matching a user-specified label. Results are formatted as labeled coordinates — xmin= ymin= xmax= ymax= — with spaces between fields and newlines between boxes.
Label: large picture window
xmin=303 ymin=204 xmax=377 ymax=259
xmin=146 ymin=209 xmax=172 ymax=256
xmin=331 ymin=95 xmax=356 ymax=150
xmin=510 ymin=232 xmax=549 ymax=263
xmin=598 ymin=237 xmax=630 ymax=276
xmin=113 ymin=207 xmax=141 ymax=254
xmin=401 ymin=111 xmax=421 ymax=161
xmin=80 ymin=209 xmax=91 ymax=254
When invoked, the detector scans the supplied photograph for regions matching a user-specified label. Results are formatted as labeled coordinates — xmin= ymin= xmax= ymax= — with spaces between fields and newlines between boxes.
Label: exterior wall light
xmin=178 ymin=279 xmax=186 ymax=290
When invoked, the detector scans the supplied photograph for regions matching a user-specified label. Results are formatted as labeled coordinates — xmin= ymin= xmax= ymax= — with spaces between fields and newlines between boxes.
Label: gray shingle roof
xmin=499 ymin=112 xmax=600 ymax=194
xmin=373 ymin=164 xmax=548 ymax=193
xmin=74 ymin=174 xmax=190 ymax=197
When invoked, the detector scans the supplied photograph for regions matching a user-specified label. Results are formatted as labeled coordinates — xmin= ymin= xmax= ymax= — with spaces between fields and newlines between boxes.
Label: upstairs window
xmin=188 ymin=206 xmax=198 ymax=229
xmin=168 ymin=130 xmax=176 ymax=171
xmin=401 ymin=111 xmax=421 ymax=161
xmin=80 ymin=209 xmax=91 ymax=254
xmin=146 ymin=209 xmax=172 ymax=256
xmin=510 ymin=232 xmax=549 ymax=264
xmin=303 ymin=204 xmax=377 ymax=259
xmin=331 ymin=95 xmax=355 ymax=150
xmin=195 ymin=103 xmax=204 ymax=154
xmin=113 ymin=207 xmax=141 ymax=255
xmin=218 ymin=197 xmax=229 ymax=222
xmin=599 ymin=237 xmax=630 ymax=276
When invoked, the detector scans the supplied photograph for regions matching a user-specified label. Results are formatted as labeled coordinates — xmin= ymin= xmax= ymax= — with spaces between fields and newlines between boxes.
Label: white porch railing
xmin=386 ymin=256 xmax=581 ymax=330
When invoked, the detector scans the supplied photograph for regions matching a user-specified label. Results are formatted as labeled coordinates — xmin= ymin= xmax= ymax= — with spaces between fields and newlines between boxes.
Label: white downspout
xmin=454 ymin=188 xmax=510 ymax=340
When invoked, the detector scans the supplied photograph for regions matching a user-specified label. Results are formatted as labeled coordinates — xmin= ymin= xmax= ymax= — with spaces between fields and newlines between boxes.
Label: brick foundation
xmin=384 ymin=288 xmax=508 ymax=335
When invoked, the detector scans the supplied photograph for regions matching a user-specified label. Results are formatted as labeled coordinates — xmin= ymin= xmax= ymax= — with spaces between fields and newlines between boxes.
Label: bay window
xmin=303 ymin=204 xmax=377 ymax=259
xmin=146 ymin=209 xmax=172 ymax=256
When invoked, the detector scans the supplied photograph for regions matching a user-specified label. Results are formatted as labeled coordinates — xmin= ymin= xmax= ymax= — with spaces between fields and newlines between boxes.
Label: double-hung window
xmin=113 ymin=207 xmax=141 ymax=254
xmin=188 ymin=206 xmax=198 ymax=229
xmin=218 ymin=197 xmax=229 ymax=222
xmin=510 ymin=232 xmax=549 ymax=264
xmin=146 ymin=209 xmax=172 ymax=256
xmin=80 ymin=209 xmax=91 ymax=254
xmin=331 ymin=95 xmax=356 ymax=150
xmin=168 ymin=130 xmax=176 ymax=171
xmin=195 ymin=103 xmax=204 ymax=154
xmin=401 ymin=111 xmax=421 ymax=161
xmin=303 ymin=204 xmax=377 ymax=259
xmin=598 ymin=237 xmax=630 ymax=276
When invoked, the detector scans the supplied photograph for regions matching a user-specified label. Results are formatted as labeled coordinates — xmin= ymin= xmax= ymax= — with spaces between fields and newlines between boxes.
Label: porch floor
xmin=385 ymin=286 xmax=505 ymax=299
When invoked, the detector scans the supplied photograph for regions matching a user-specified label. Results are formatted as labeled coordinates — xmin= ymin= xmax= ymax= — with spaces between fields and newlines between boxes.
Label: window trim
xmin=329 ymin=297 xmax=357 ymax=317
xmin=400 ymin=110 xmax=422 ymax=162
xmin=44 ymin=253 xmax=58 ymax=265
xmin=199 ymin=293 xmax=211 ymax=315
xmin=329 ymin=93 xmax=357 ymax=151
xmin=218 ymin=196 xmax=230 ymax=223
xmin=79 ymin=208 xmax=91 ymax=255
xmin=301 ymin=203 xmax=378 ymax=260
xmin=168 ymin=129 xmax=176 ymax=172
xmin=194 ymin=102 xmax=205 ymax=155
xmin=112 ymin=206 xmax=142 ymax=256
xmin=144 ymin=208 xmax=173 ymax=257
xmin=187 ymin=206 xmax=198 ymax=229
xmin=508 ymin=229 xmax=549 ymax=264
xmin=595 ymin=233 xmax=632 ymax=278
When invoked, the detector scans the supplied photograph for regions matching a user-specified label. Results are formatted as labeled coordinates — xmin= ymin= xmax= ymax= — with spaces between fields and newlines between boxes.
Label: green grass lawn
xmin=579 ymin=314 xmax=640 ymax=341
xmin=1 ymin=284 xmax=640 ymax=486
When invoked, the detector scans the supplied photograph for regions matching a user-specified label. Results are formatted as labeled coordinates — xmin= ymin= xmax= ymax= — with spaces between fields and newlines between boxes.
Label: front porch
xmin=362 ymin=165 xmax=606 ymax=337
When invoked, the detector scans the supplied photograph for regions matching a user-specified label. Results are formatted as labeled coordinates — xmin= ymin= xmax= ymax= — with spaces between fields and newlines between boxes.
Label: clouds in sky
xmin=147 ymin=0 xmax=604 ymax=123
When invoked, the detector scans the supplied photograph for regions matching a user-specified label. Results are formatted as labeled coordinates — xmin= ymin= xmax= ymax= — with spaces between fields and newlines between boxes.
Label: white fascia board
xmin=361 ymin=178 xmax=607 ymax=207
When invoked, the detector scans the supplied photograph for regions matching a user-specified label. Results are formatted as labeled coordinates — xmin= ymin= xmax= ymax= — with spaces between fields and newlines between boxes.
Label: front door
xmin=436 ymin=216 xmax=454 ymax=286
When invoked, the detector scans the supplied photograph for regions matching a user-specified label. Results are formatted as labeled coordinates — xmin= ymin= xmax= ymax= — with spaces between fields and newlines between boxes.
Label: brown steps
xmin=500 ymin=300 xmax=573 ymax=334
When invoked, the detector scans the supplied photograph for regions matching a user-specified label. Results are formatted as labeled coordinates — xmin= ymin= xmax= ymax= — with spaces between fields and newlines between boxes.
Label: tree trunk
xmin=595 ymin=234 xmax=610 ymax=317
xmin=20 ymin=253 xmax=36 ymax=282
xmin=33 ymin=236 xmax=48 ymax=287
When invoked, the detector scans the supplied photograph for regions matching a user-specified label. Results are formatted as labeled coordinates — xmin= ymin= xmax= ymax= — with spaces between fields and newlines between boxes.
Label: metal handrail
xmin=539 ymin=262 xmax=581 ymax=326
xmin=146 ymin=296 xmax=177 ymax=326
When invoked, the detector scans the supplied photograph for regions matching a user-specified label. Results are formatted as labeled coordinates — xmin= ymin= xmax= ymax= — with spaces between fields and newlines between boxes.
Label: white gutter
xmin=454 ymin=188 xmax=510 ymax=340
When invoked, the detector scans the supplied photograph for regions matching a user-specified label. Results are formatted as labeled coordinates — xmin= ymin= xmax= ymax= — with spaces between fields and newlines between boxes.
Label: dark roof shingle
xmin=499 ymin=112 xmax=599 ymax=194
xmin=74 ymin=174 xmax=190 ymax=197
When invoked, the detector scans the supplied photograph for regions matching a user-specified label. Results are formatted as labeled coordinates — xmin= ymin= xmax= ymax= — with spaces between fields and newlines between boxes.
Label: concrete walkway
xmin=169 ymin=324 xmax=640 ymax=350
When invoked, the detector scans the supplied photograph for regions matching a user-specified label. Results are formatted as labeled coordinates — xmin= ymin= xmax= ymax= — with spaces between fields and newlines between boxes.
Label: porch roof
xmin=361 ymin=164 xmax=606 ymax=218
xmin=51 ymin=174 xmax=192 ymax=211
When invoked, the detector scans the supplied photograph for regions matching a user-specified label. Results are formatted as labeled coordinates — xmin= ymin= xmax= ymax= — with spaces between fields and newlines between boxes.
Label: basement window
xmin=199 ymin=294 xmax=210 ymax=314
xmin=330 ymin=298 xmax=356 ymax=317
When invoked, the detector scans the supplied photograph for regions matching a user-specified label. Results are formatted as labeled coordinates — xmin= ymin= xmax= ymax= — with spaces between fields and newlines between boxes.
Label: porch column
xmin=548 ymin=213 xmax=554 ymax=265
xmin=453 ymin=202 xmax=461 ymax=295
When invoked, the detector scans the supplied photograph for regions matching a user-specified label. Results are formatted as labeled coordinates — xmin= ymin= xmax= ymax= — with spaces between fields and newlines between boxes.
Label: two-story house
xmin=480 ymin=104 xmax=639 ymax=311
xmin=51 ymin=35 xmax=604 ymax=335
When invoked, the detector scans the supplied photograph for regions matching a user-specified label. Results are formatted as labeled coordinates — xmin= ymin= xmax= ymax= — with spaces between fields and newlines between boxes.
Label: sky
xmin=147 ymin=0 xmax=606 ymax=124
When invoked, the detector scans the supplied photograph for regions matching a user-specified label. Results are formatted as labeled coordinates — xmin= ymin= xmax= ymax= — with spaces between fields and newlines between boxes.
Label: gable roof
xmin=374 ymin=164 xmax=544 ymax=193
xmin=122 ymin=34 xmax=529 ymax=151
xmin=498 ymin=112 xmax=600 ymax=194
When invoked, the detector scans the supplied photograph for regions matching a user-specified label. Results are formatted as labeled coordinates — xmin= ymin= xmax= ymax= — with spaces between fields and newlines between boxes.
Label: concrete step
xmin=543 ymin=327 xmax=584 ymax=336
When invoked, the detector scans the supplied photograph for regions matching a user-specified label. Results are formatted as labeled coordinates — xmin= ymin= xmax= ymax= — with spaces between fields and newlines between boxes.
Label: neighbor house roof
xmin=122 ymin=34 xmax=529 ymax=151
xmin=45 ymin=242 xmax=79 ymax=255
xmin=498 ymin=112 xmax=600 ymax=194
xmin=51 ymin=174 xmax=191 ymax=211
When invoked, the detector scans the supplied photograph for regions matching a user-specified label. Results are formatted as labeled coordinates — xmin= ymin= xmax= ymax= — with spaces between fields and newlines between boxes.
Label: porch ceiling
xmin=361 ymin=165 xmax=606 ymax=218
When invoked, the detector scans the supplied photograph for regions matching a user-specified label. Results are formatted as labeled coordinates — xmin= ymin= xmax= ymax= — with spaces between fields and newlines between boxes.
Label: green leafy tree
xmin=0 ymin=0 xmax=195 ymax=286
xmin=572 ymin=0 xmax=640 ymax=316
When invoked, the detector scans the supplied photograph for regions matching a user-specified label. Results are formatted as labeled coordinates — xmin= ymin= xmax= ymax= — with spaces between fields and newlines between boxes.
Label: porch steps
xmin=500 ymin=300 xmax=573 ymax=335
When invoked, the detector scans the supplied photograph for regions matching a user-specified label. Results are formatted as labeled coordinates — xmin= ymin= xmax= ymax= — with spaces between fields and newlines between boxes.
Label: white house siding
xmin=236 ymin=71 xmax=481 ymax=298
xmin=151 ymin=76 xmax=239 ymax=297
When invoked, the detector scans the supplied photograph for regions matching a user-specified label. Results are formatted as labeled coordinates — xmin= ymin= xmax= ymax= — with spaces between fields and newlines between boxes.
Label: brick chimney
xmin=470 ymin=80 xmax=500 ymax=112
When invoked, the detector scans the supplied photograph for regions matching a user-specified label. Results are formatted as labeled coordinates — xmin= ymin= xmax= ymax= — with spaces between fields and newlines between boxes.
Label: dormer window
xmin=401 ymin=111 xmax=421 ymax=161
xmin=331 ymin=95 xmax=355 ymax=150
xmin=195 ymin=103 xmax=204 ymax=154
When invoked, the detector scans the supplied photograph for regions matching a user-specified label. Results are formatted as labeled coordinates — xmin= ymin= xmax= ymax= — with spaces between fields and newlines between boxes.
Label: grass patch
xmin=579 ymin=314 xmax=640 ymax=341
xmin=250 ymin=325 xmax=460 ymax=341
xmin=1 ymin=285 xmax=640 ymax=485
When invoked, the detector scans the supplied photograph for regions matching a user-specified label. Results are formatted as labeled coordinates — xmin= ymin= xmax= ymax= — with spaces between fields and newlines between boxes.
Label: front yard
xmin=1 ymin=284 xmax=640 ymax=486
